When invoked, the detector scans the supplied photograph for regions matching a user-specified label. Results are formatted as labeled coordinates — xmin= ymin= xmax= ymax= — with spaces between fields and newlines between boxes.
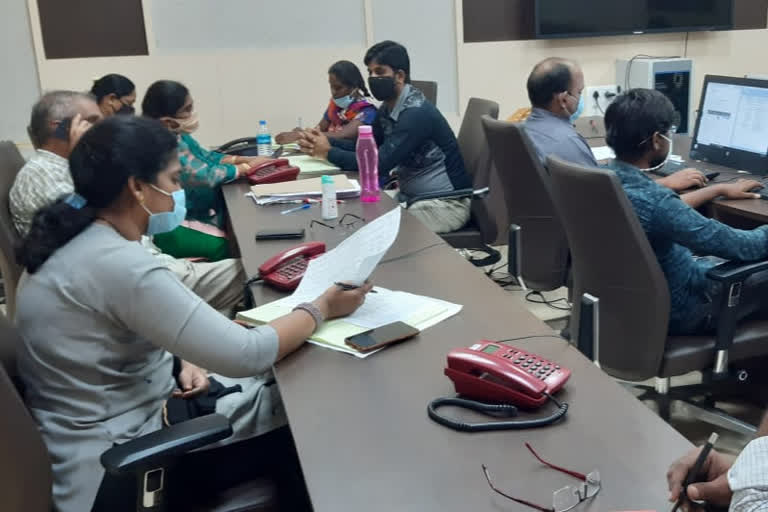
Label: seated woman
xmin=15 ymin=116 xmax=371 ymax=512
xmin=275 ymin=60 xmax=376 ymax=144
xmin=142 ymin=80 xmax=266 ymax=260
xmin=91 ymin=73 xmax=136 ymax=117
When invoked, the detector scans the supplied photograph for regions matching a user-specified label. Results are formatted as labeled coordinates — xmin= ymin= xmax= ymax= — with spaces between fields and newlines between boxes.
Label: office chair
xmin=0 ymin=313 xmax=278 ymax=511
xmin=0 ymin=142 xmax=26 ymax=319
xmin=481 ymin=117 xmax=570 ymax=292
xmin=547 ymin=156 xmax=768 ymax=435
xmin=411 ymin=80 xmax=438 ymax=105
xmin=405 ymin=98 xmax=501 ymax=266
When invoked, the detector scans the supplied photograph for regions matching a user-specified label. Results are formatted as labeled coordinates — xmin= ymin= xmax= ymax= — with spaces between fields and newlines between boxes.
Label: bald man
xmin=523 ymin=57 xmax=596 ymax=168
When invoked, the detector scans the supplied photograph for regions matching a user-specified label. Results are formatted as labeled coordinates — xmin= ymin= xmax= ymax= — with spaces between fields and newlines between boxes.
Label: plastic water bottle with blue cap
xmin=256 ymin=120 xmax=271 ymax=156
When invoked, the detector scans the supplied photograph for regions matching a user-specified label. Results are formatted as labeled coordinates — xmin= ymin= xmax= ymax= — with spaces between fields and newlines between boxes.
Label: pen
xmin=334 ymin=282 xmax=378 ymax=293
xmin=280 ymin=204 xmax=311 ymax=215
xmin=671 ymin=432 xmax=719 ymax=512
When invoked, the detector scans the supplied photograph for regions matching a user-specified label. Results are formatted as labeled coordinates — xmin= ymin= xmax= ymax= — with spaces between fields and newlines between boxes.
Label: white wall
xmin=0 ymin=0 xmax=40 ymax=143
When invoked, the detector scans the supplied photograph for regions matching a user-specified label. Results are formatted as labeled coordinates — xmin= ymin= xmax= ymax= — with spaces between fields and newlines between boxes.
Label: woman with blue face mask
xmin=14 ymin=115 xmax=372 ymax=512
xmin=275 ymin=60 xmax=377 ymax=144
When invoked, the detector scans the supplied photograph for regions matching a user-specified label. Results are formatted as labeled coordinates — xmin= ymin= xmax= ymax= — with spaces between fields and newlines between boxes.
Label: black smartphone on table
xmin=345 ymin=322 xmax=420 ymax=353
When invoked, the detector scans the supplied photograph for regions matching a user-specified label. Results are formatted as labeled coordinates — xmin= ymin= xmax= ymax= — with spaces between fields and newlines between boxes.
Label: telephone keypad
xmin=496 ymin=346 xmax=565 ymax=383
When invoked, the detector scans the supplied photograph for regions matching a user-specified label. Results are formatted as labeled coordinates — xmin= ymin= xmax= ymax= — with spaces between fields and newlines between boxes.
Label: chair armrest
xmin=405 ymin=187 xmax=488 ymax=208
xmin=101 ymin=414 xmax=233 ymax=475
xmin=706 ymin=260 xmax=768 ymax=284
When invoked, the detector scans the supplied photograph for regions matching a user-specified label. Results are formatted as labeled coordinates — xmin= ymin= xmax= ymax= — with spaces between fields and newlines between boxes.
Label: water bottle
xmin=321 ymin=175 xmax=338 ymax=220
xmin=356 ymin=125 xmax=380 ymax=203
xmin=256 ymin=120 xmax=271 ymax=156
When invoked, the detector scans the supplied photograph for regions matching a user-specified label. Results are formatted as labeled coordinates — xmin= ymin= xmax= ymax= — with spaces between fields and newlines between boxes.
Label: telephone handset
xmin=258 ymin=242 xmax=326 ymax=291
xmin=428 ymin=341 xmax=571 ymax=431
xmin=245 ymin=158 xmax=301 ymax=185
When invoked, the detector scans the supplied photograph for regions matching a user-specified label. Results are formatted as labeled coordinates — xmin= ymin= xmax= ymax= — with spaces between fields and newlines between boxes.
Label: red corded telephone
xmin=258 ymin=242 xmax=326 ymax=291
xmin=445 ymin=341 xmax=571 ymax=408
xmin=428 ymin=341 xmax=571 ymax=431
xmin=245 ymin=158 xmax=301 ymax=185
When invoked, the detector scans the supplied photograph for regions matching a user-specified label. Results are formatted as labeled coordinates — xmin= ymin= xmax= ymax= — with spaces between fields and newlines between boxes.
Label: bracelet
xmin=293 ymin=302 xmax=324 ymax=331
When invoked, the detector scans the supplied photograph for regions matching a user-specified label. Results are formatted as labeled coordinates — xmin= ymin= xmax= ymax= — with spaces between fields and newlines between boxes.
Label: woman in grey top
xmin=14 ymin=116 xmax=372 ymax=512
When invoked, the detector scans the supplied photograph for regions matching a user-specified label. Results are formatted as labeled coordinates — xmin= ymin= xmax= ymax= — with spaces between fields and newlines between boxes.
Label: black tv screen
xmin=536 ymin=0 xmax=733 ymax=39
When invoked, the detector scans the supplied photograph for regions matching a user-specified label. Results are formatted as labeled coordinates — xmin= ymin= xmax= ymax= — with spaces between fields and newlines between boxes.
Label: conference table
xmin=223 ymin=181 xmax=691 ymax=511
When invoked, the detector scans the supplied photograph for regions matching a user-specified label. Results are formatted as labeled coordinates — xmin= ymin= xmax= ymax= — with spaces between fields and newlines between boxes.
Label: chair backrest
xmin=546 ymin=156 xmax=671 ymax=381
xmin=0 ymin=313 xmax=53 ymax=511
xmin=481 ymin=117 xmax=569 ymax=291
xmin=412 ymin=80 xmax=437 ymax=105
xmin=456 ymin=98 xmax=500 ymax=244
xmin=0 ymin=142 xmax=26 ymax=318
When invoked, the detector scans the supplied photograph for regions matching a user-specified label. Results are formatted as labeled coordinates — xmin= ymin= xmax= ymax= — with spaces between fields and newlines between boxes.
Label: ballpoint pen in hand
xmin=671 ymin=432 xmax=719 ymax=512
xmin=334 ymin=282 xmax=377 ymax=293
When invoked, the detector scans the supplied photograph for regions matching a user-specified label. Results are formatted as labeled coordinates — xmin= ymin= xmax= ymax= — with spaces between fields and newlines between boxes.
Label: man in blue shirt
xmin=298 ymin=41 xmax=472 ymax=234
xmin=524 ymin=58 xmax=706 ymax=194
xmin=603 ymin=88 xmax=768 ymax=334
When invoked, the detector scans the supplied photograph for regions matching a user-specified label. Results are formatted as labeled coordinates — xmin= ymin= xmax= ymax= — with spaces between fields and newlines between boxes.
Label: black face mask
xmin=116 ymin=103 xmax=135 ymax=115
xmin=368 ymin=76 xmax=397 ymax=102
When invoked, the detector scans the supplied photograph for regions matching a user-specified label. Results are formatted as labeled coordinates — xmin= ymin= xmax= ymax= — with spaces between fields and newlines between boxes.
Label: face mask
xmin=333 ymin=94 xmax=355 ymax=109
xmin=165 ymin=112 xmax=200 ymax=134
xmin=116 ymin=103 xmax=135 ymax=115
xmin=369 ymin=76 xmax=397 ymax=102
xmin=142 ymin=185 xmax=187 ymax=236
xmin=639 ymin=133 xmax=673 ymax=172
xmin=566 ymin=93 xmax=584 ymax=124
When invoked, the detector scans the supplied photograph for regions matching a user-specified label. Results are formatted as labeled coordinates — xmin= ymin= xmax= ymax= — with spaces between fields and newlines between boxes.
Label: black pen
xmin=671 ymin=432 xmax=719 ymax=512
xmin=334 ymin=282 xmax=377 ymax=293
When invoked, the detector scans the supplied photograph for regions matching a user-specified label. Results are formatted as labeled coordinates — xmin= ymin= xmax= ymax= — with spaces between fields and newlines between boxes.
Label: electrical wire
xmin=495 ymin=334 xmax=567 ymax=343
xmin=594 ymin=96 xmax=605 ymax=115
xmin=525 ymin=291 xmax=572 ymax=311
xmin=683 ymin=32 xmax=690 ymax=57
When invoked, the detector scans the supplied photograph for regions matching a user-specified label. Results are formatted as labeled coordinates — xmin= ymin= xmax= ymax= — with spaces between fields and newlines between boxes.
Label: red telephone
xmin=258 ymin=242 xmax=326 ymax=291
xmin=444 ymin=341 xmax=571 ymax=409
xmin=245 ymin=158 xmax=301 ymax=185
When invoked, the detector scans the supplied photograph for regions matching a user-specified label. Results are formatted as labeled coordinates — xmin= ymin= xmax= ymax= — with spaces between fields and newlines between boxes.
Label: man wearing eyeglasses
xmin=668 ymin=413 xmax=768 ymax=511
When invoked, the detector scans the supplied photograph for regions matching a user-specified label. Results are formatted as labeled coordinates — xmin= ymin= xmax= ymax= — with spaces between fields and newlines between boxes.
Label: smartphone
xmin=705 ymin=172 xmax=720 ymax=181
xmin=255 ymin=228 xmax=305 ymax=241
xmin=345 ymin=322 xmax=420 ymax=353
xmin=52 ymin=117 xmax=72 ymax=141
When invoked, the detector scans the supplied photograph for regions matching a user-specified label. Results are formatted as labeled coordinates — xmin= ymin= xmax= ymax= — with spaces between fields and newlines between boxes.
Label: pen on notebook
xmin=671 ymin=432 xmax=719 ymax=512
xmin=280 ymin=204 xmax=311 ymax=215
xmin=334 ymin=282 xmax=377 ymax=293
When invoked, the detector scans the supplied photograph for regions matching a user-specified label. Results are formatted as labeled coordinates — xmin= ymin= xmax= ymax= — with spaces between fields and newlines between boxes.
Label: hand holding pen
xmin=668 ymin=433 xmax=733 ymax=512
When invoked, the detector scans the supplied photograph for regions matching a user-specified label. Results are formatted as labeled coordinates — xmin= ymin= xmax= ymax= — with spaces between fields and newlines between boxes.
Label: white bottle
xmin=256 ymin=120 xmax=271 ymax=156
xmin=321 ymin=175 xmax=338 ymax=220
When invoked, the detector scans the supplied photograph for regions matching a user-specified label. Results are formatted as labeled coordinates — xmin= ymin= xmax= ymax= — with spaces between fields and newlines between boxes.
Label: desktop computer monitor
xmin=690 ymin=75 xmax=768 ymax=174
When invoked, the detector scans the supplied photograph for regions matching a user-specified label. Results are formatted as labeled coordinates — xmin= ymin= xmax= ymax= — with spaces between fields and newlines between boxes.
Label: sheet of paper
xmin=291 ymin=208 xmax=401 ymax=300
xmin=591 ymin=146 xmax=615 ymax=161
xmin=249 ymin=174 xmax=355 ymax=197
xmin=287 ymin=155 xmax=341 ymax=174
xmin=236 ymin=286 xmax=463 ymax=359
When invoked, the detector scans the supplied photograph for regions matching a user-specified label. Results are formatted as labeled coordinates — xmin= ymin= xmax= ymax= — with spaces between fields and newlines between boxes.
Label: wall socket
xmin=583 ymin=85 xmax=621 ymax=117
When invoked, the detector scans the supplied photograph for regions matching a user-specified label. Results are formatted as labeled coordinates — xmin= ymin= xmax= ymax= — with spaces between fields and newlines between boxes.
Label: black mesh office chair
xmin=0 ymin=141 xmax=26 ymax=319
xmin=411 ymin=80 xmax=438 ymax=105
xmin=548 ymin=156 xmax=768 ymax=435
xmin=481 ymin=118 xmax=570 ymax=292
xmin=406 ymin=98 xmax=501 ymax=266
xmin=0 ymin=312 xmax=279 ymax=511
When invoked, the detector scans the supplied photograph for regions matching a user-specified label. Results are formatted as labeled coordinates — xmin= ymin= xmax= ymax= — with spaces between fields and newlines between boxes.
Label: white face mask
xmin=638 ymin=133 xmax=673 ymax=172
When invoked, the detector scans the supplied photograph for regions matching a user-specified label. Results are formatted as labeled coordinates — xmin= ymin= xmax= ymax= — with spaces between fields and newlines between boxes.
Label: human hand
xmin=313 ymin=282 xmax=374 ymax=320
xmin=719 ymin=179 xmax=763 ymax=200
xmin=667 ymin=446 xmax=734 ymax=510
xmin=298 ymin=129 xmax=331 ymax=159
xmin=275 ymin=131 xmax=302 ymax=145
xmin=68 ymin=114 xmax=93 ymax=152
xmin=173 ymin=360 xmax=210 ymax=399
xmin=659 ymin=168 xmax=707 ymax=191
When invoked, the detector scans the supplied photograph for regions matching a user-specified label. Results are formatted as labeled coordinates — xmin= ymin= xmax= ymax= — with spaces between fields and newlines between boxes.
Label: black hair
xmin=90 ymin=74 xmax=135 ymax=102
xmin=17 ymin=116 xmax=178 ymax=274
xmin=27 ymin=91 xmax=95 ymax=148
xmin=364 ymin=41 xmax=411 ymax=83
xmin=604 ymin=88 xmax=676 ymax=161
xmin=328 ymin=60 xmax=370 ymax=97
xmin=142 ymin=80 xmax=190 ymax=119
xmin=526 ymin=58 xmax=574 ymax=109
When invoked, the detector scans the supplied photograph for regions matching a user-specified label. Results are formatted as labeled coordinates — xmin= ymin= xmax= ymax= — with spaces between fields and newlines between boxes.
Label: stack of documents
xmin=287 ymin=155 xmax=341 ymax=175
xmin=248 ymin=175 xmax=360 ymax=205
xmin=236 ymin=207 xmax=464 ymax=357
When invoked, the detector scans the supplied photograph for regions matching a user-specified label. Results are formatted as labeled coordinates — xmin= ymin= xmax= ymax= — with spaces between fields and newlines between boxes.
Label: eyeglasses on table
xmin=482 ymin=443 xmax=600 ymax=512
xmin=309 ymin=213 xmax=365 ymax=231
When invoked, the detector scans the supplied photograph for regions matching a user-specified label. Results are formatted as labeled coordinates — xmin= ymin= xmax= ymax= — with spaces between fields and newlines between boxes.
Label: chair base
xmin=621 ymin=379 xmax=758 ymax=436
xmin=458 ymin=246 xmax=502 ymax=267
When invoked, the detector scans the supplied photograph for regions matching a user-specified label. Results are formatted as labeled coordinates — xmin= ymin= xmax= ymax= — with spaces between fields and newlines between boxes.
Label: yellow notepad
xmin=287 ymin=155 xmax=341 ymax=175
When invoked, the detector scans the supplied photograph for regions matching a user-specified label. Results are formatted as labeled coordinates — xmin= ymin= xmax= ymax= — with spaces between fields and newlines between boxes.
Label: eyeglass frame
xmin=309 ymin=213 xmax=365 ymax=231
xmin=482 ymin=443 xmax=601 ymax=512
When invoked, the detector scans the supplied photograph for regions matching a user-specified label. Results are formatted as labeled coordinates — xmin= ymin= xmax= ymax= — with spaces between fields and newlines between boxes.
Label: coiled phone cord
xmin=427 ymin=393 xmax=569 ymax=432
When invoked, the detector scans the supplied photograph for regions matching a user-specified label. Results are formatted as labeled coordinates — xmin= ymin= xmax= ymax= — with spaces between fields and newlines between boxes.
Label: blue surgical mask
xmin=568 ymin=93 xmax=585 ymax=124
xmin=333 ymin=94 xmax=355 ymax=109
xmin=142 ymin=185 xmax=186 ymax=236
